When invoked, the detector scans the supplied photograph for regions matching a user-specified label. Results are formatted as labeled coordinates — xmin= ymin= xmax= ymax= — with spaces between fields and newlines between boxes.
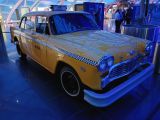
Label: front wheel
xmin=60 ymin=66 xmax=83 ymax=97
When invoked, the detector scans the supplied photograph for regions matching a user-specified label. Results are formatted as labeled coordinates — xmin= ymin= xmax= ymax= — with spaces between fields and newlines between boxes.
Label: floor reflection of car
xmin=10 ymin=11 xmax=154 ymax=107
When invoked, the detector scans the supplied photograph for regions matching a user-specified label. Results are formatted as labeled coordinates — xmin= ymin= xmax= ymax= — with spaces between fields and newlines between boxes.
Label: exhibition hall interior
xmin=0 ymin=0 xmax=160 ymax=120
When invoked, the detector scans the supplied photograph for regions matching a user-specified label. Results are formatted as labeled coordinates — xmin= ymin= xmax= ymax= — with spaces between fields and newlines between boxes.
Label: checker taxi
xmin=10 ymin=11 xmax=154 ymax=107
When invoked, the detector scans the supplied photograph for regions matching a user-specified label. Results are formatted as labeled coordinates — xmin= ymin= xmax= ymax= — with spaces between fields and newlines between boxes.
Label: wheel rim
xmin=61 ymin=70 xmax=80 ymax=97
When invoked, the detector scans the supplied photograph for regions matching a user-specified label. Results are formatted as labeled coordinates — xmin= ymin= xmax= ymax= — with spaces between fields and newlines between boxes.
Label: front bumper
xmin=84 ymin=64 xmax=154 ymax=107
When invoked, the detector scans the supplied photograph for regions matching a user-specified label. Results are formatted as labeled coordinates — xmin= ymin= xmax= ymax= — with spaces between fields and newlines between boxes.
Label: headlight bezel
xmin=97 ymin=56 xmax=114 ymax=73
xmin=145 ymin=42 xmax=153 ymax=55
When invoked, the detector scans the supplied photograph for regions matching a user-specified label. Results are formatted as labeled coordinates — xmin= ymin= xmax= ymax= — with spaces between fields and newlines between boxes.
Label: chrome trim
xmin=101 ymin=56 xmax=150 ymax=88
xmin=84 ymin=64 xmax=154 ymax=107
xmin=97 ymin=56 xmax=114 ymax=72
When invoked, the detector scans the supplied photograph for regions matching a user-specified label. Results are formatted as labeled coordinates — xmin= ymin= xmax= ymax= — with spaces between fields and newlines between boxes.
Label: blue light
xmin=97 ymin=56 xmax=114 ymax=73
xmin=99 ymin=62 xmax=108 ymax=71
xmin=145 ymin=42 xmax=153 ymax=55
xmin=108 ymin=57 xmax=114 ymax=67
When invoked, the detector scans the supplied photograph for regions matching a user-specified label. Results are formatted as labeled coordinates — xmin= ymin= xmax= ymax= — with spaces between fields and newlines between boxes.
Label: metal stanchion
xmin=0 ymin=22 xmax=2 ymax=34
xmin=153 ymin=40 xmax=160 ymax=74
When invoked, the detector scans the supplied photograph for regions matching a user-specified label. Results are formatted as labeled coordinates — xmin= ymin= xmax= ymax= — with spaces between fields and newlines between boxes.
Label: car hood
xmin=49 ymin=30 xmax=149 ymax=63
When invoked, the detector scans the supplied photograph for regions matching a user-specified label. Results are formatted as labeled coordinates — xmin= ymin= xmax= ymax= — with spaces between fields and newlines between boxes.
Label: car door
xmin=30 ymin=15 xmax=48 ymax=67
xmin=19 ymin=16 xmax=36 ymax=57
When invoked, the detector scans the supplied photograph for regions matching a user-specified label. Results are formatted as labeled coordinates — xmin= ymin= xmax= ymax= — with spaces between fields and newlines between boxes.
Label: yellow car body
xmin=11 ymin=11 xmax=154 ymax=107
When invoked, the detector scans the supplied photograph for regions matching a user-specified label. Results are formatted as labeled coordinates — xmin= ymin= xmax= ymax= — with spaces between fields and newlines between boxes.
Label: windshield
xmin=50 ymin=13 xmax=100 ymax=35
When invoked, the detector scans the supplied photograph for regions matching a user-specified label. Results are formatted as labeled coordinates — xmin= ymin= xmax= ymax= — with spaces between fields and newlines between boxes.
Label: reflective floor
xmin=0 ymin=28 xmax=160 ymax=120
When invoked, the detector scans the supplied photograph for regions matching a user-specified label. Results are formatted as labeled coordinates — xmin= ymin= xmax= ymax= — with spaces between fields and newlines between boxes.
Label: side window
xmin=25 ymin=16 xmax=36 ymax=31
xmin=20 ymin=17 xmax=26 ymax=29
xmin=36 ymin=16 xmax=49 ymax=35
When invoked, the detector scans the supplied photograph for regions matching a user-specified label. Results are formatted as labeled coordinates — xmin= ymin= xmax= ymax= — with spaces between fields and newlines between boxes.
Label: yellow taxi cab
xmin=10 ymin=11 xmax=154 ymax=107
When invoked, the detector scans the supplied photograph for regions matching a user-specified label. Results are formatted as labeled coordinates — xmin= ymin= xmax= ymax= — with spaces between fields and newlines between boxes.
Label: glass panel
xmin=50 ymin=13 xmax=100 ymax=35
xmin=20 ymin=17 xmax=26 ymax=29
xmin=25 ymin=16 xmax=36 ymax=30
xmin=36 ymin=16 xmax=49 ymax=34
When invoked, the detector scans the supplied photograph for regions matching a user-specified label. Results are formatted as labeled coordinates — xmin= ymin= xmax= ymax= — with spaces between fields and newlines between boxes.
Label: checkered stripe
xmin=58 ymin=48 xmax=98 ymax=66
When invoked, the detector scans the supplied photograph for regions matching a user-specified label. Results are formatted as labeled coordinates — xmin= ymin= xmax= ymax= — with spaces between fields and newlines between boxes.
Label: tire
xmin=60 ymin=66 xmax=83 ymax=97
xmin=16 ymin=43 xmax=26 ymax=59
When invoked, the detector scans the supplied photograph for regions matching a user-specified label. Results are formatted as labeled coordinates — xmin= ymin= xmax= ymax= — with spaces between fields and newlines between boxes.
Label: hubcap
xmin=61 ymin=70 xmax=80 ymax=97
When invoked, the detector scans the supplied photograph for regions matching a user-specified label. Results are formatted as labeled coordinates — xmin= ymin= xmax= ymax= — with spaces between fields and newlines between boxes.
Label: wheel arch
xmin=14 ymin=36 xmax=18 ymax=42
xmin=55 ymin=60 xmax=84 ymax=84
xmin=55 ymin=61 xmax=78 ymax=76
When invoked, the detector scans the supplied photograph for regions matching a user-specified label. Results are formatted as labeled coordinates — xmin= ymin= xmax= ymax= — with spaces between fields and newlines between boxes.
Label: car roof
xmin=24 ymin=11 xmax=90 ymax=17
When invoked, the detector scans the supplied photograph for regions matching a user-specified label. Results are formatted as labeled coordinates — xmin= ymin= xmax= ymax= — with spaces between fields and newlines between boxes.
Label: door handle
xmin=34 ymin=45 xmax=40 ymax=50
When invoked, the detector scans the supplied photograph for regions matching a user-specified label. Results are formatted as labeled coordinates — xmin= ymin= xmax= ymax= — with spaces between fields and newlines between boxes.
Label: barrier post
xmin=153 ymin=38 xmax=160 ymax=74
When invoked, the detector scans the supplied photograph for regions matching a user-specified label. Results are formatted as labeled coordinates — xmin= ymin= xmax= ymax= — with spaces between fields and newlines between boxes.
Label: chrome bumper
xmin=84 ymin=64 xmax=154 ymax=107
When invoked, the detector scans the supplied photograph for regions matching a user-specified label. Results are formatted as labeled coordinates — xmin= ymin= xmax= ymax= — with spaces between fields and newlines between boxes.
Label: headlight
xmin=97 ymin=56 xmax=114 ymax=73
xmin=145 ymin=42 xmax=153 ymax=55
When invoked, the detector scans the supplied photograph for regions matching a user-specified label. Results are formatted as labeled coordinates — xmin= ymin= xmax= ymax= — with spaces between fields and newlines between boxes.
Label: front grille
xmin=97 ymin=63 xmax=150 ymax=93
xmin=108 ymin=57 xmax=144 ymax=81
